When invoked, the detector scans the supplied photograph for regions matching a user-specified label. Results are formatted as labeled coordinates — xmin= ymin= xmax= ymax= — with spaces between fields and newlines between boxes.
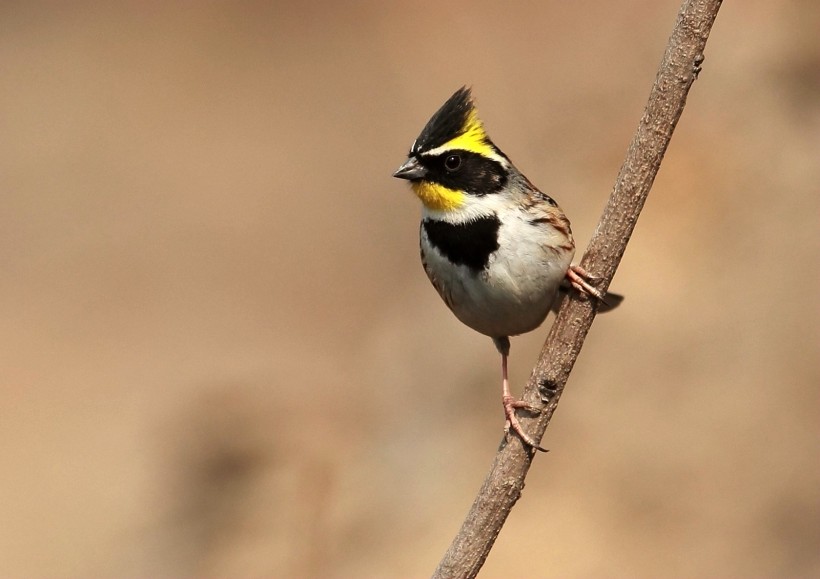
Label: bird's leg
xmin=500 ymin=350 xmax=547 ymax=453
xmin=566 ymin=264 xmax=606 ymax=301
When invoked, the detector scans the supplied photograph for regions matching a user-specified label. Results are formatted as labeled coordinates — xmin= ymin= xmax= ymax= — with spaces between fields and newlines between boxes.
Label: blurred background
xmin=1 ymin=1 xmax=818 ymax=576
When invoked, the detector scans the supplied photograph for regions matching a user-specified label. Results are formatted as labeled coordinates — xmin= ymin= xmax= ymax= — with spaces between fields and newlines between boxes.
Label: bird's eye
xmin=444 ymin=154 xmax=462 ymax=172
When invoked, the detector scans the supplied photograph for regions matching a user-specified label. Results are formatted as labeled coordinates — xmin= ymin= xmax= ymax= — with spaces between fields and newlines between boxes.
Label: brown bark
xmin=432 ymin=1 xmax=724 ymax=577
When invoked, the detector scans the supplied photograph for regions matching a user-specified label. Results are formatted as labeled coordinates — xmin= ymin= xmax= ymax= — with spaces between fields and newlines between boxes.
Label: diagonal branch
xmin=432 ymin=1 xmax=723 ymax=577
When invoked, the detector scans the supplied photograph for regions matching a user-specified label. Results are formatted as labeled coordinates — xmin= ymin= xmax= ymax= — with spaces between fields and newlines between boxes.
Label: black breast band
xmin=422 ymin=216 xmax=501 ymax=272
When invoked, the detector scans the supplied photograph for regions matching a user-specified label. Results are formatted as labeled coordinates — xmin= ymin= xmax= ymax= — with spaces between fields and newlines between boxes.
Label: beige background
xmin=1 ymin=1 xmax=818 ymax=576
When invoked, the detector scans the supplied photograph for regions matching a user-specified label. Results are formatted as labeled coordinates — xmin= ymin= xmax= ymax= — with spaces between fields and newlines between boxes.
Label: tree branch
xmin=432 ymin=1 xmax=723 ymax=577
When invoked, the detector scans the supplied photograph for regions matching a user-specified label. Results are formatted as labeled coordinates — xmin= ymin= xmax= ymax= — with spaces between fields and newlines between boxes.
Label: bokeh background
xmin=2 ymin=1 xmax=818 ymax=576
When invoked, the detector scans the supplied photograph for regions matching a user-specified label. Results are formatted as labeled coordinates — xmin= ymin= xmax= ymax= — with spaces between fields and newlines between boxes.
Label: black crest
xmin=411 ymin=87 xmax=474 ymax=154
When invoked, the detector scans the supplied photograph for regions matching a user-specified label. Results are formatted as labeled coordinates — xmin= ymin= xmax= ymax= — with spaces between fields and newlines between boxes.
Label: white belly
xmin=421 ymin=216 xmax=573 ymax=339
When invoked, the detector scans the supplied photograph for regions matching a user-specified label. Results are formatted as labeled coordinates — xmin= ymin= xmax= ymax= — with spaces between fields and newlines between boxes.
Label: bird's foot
xmin=566 ymin=264 xmax=606 ymax=301
xmin=502 ymin=395 xmax=547 ymax=452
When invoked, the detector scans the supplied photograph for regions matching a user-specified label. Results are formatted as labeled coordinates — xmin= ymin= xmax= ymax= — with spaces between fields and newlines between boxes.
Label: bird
xmin=393 ymin=87 xmax=617 ymax=451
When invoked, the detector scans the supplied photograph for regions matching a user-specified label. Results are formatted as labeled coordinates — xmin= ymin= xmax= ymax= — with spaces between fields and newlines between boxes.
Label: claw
xmin=503 ymin=395 xmax=547 ymax=452
xmin=566 ymin=264 xmax=606 ymax=301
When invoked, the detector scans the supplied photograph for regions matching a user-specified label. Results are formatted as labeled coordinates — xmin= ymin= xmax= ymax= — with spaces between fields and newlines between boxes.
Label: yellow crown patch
xmin=444 ymin=108 xmax=495 ymax=157
xmin=425 ymin=106 xmax=505 ymax=165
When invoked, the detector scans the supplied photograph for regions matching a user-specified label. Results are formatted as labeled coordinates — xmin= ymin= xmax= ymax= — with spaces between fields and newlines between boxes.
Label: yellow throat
xmin=411 ymin=181 xmax=465 ymax=212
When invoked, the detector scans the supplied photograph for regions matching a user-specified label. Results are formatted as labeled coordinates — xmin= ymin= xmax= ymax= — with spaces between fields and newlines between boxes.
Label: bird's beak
xmin=393 ymin=157 xmax=427 ymax=181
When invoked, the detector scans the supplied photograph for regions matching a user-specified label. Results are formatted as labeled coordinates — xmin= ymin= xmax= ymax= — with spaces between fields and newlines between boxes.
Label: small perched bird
xmin=393 ymin=87 xmax=615 ymax=451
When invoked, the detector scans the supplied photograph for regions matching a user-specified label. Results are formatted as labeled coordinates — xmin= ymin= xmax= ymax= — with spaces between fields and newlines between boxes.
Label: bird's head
xmin=393 ymin=87 xmax=510 ymax=213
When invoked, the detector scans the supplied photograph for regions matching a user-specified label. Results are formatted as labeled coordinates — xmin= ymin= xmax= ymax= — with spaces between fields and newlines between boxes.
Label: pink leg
xmin=501 ymin=351 xmax=547 ymax=452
